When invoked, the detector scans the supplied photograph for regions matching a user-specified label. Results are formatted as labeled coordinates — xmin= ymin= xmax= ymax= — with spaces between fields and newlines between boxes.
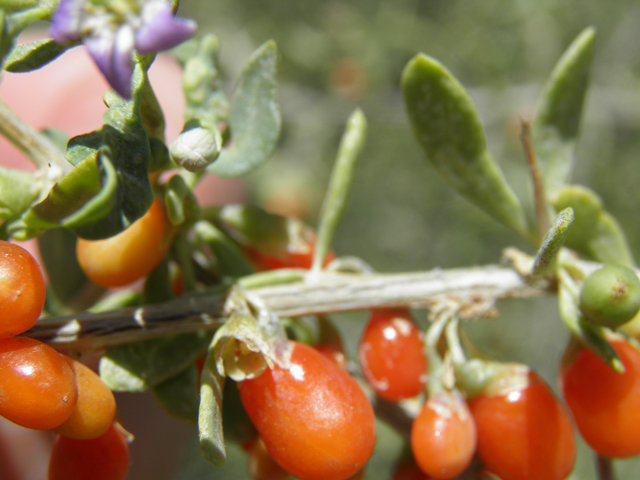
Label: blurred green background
xmin=162 ymin=0 xmax=640 ymax=478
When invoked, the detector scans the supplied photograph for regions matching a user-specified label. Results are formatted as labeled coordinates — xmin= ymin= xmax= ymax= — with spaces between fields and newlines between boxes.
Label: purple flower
xmin=51 ymin=0 xmax=196 ymax=99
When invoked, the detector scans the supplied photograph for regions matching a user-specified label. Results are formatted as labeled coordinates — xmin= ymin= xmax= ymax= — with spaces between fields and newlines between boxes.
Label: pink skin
xmin=0 ymin=31 xmax=244 ymax=479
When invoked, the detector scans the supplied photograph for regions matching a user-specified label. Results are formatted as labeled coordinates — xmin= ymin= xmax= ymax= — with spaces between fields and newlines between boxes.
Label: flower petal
xmin=135 ymin=1 xmax=196 ymax=55
xmin=50 ymin=0 xmax=84 ymax=43
xmin=85 ymin=26 xmax=135 ymax=99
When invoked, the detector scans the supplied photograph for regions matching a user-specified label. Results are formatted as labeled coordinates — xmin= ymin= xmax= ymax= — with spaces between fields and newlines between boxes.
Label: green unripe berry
xmin=579 ymin=264 xmax=640 ymax=328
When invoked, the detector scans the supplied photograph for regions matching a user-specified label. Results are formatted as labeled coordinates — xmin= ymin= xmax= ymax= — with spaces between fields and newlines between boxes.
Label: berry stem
xmin=596 ymin=455 xmax=615 ymax=480
xmin=520 ymin=118 xmax=549 ymax=245
xmin=425 ymin=309 xmax=451 ymax=398
xmin=0 ymin=97 xmax=69 ymax=175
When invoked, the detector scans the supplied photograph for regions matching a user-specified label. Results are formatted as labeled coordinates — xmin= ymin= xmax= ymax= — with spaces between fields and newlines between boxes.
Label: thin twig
xmin=0 ymin=96 xmax=69 ymax=175
xmin=519 ymin=119 xmax=549 ymax=244
xmin=24 ymin=264 xmax=556 ymax=351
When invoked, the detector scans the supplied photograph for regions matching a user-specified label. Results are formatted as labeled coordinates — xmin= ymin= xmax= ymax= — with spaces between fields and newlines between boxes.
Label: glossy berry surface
xmin=54 ymin=355 xmax=116 ymax=439
xmin=562 ymin=338 xmax=640 ymax=458
xmin=579 ymin=264 xmax=640 ymax=328
xmin=359 ymin=309 xmax=427 ymax=402
xmin=48 ymin=422 xmax=130 ymax=480
xmin=411 ymin=392 xmax=477 ymax=479
xmin=469 ymin=371 xmax=575 ymax=480
xmin=239 ymin=341 xmax=376 ymax=480
xmin=0 ymin=240 xmax=46 ymax=339
xmin=246 ymin=235 xmax=334 ymax=271
xmin=76 ymin=198 xmax=174 ymax=287
xmin=0 ymin=337 xmax=77 ymax=430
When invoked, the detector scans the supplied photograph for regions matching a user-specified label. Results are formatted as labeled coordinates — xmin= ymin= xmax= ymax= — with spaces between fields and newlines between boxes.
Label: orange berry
xmin=53 ymin=355 xmax=116 ymax=439
xmin=76 ymin=198 xmax=174 ymax=287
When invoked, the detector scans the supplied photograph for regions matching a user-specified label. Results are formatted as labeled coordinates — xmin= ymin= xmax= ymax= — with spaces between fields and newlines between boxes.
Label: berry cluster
xmin=13 ymin=202 xmax=640 ymax=480
xmin=0 ymin=240 xmax=129 ymax=480
xmin=225 ymin=239 xmax=574 ymax=480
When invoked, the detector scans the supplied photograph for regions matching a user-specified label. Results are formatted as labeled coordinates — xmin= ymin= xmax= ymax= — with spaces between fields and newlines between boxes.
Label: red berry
xmin=48 ymin=422 xmax=130 ymax=480
xmin=239 ymin=341 xmax=375 ymax=480
xmin=246 ymin=234 xmax=334 ymax=271
xmin=0 ymin=337 xmax=77 ymax=430
xmin=314 ymin=344 xmax=348 ymax=370
xmin=243 ymin=436 xmax=292 ymax=480
xmin=469 ymin=371 xmax=575 ymax=480
xmin=359 ymin=309 xmax=427 ymax=402
xmin=0 ymin=240 xmax=46 ymax=339
xmin=562 ymin=338 xmax=640 ymax=458
xmin=411 ymin=391 xmax=477 ymax=479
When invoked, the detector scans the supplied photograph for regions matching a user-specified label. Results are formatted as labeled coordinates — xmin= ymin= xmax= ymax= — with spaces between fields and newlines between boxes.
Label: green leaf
xmin=0 ymin=165 xmax=40 ymax=221
xmin=179 ymin=34 xmax=229 ymax=126
xmin=532 ymin=27 xmax=595 ymax=197
xmin=22 ymin=149 xmax=110 ymax=230
xmin=532 ymin=207 xmax=574 ymax=275
xmin=557 ymin=269 xmax=623 ymax=372
xmin=402 ymin=54 xmax=530 ymax=239
xmin=163 ymin=174 xmax=201 ymax=226
xmin=4 ymin=38 xmax=78 ymax=72
xmin=37 ymin=227 xmax=99 ymax=305
xmin=552 ymin=185 xmax=635 ymax=267
xmin=207 ymin=40 xmax=280 ymax=178
xmin=140 ymin=72 xmax=166 ymax=142
xmin=142 ymin=255 xmax=174 ymax=305
xmin=99 ymin=331 xmax=213 ymax=392
xmin=313 ymin=109 xmax=367 ymax=272
xmin=149 ymin=137 xmax=173 ymax=173
xmin=194 ymin=221 xmax=254 ymax=279
xmin=199 ymin=345 xmax=226 ymax=466
xmin=21 ymin=64 xmax=154 ymax=239
xmin=153 ymin=364 xmax=200 ymax=424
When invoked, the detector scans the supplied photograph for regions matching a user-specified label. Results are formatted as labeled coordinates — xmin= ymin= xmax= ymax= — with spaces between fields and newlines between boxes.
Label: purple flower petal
xmin=135 ymin=1 xmax=196 ymax=55
xmin=86 ymin=26 xmax=135 ymax=99
xmin=50 ymin=0 xmax=84 ymax=43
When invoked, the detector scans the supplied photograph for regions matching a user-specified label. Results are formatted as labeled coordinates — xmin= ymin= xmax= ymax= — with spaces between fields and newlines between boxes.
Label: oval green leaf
xmin=532 ymin=27 xmax=596 ymax=197
xmin=206 ymin=40 xmax=280 ymax=178
xmin=402 ymin=53 xmax=530 ymax=239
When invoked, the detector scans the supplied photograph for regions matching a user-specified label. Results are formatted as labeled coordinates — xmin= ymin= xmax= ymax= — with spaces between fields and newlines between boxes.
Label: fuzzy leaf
xmin=532 ymin=207 xmax=574 ymax=275
xmin=37 ymin=227 xmax=96 ymax=304
xmin=194 ymin=221 xmax=254 ymax=279
xmin=153 ymin=364 xmax=200 ymax=424
xmin=4 ymin=38 xmax=78 ymax=72
xmin=532 ymin=27 xmax=595 ymax=197
xmin=313 ymin=109 xmax=367 ymax=271
xmin=207 ymin=40 xmax=280 ymax=178
xmin=99 ymin=331 xmax=213 ymax=392
xmin=199 ymin=346 xmax=226 ymax=466
xmin=402 ymin=54 xmax=530 ymax=239
xmin=178 ymin=34 xmax=229 ymax=126
xmin=553 ymin=185 xmax=635 ymax=267
xmin=21 ymin=64 xmax=153 ymax=240
xmin=163 ymin=174 xmax=200 ymax=226
xmin=0 ymin=166 xmax=40 ymax=221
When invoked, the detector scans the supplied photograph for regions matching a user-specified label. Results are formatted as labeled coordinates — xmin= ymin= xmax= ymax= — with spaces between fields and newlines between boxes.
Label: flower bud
xmin=170 ymin=126 xmax=221 ymax=172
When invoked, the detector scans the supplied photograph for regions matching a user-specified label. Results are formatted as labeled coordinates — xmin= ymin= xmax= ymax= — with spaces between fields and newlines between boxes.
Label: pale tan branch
xmin=23 ymin=263 xmax=560 ymax=351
